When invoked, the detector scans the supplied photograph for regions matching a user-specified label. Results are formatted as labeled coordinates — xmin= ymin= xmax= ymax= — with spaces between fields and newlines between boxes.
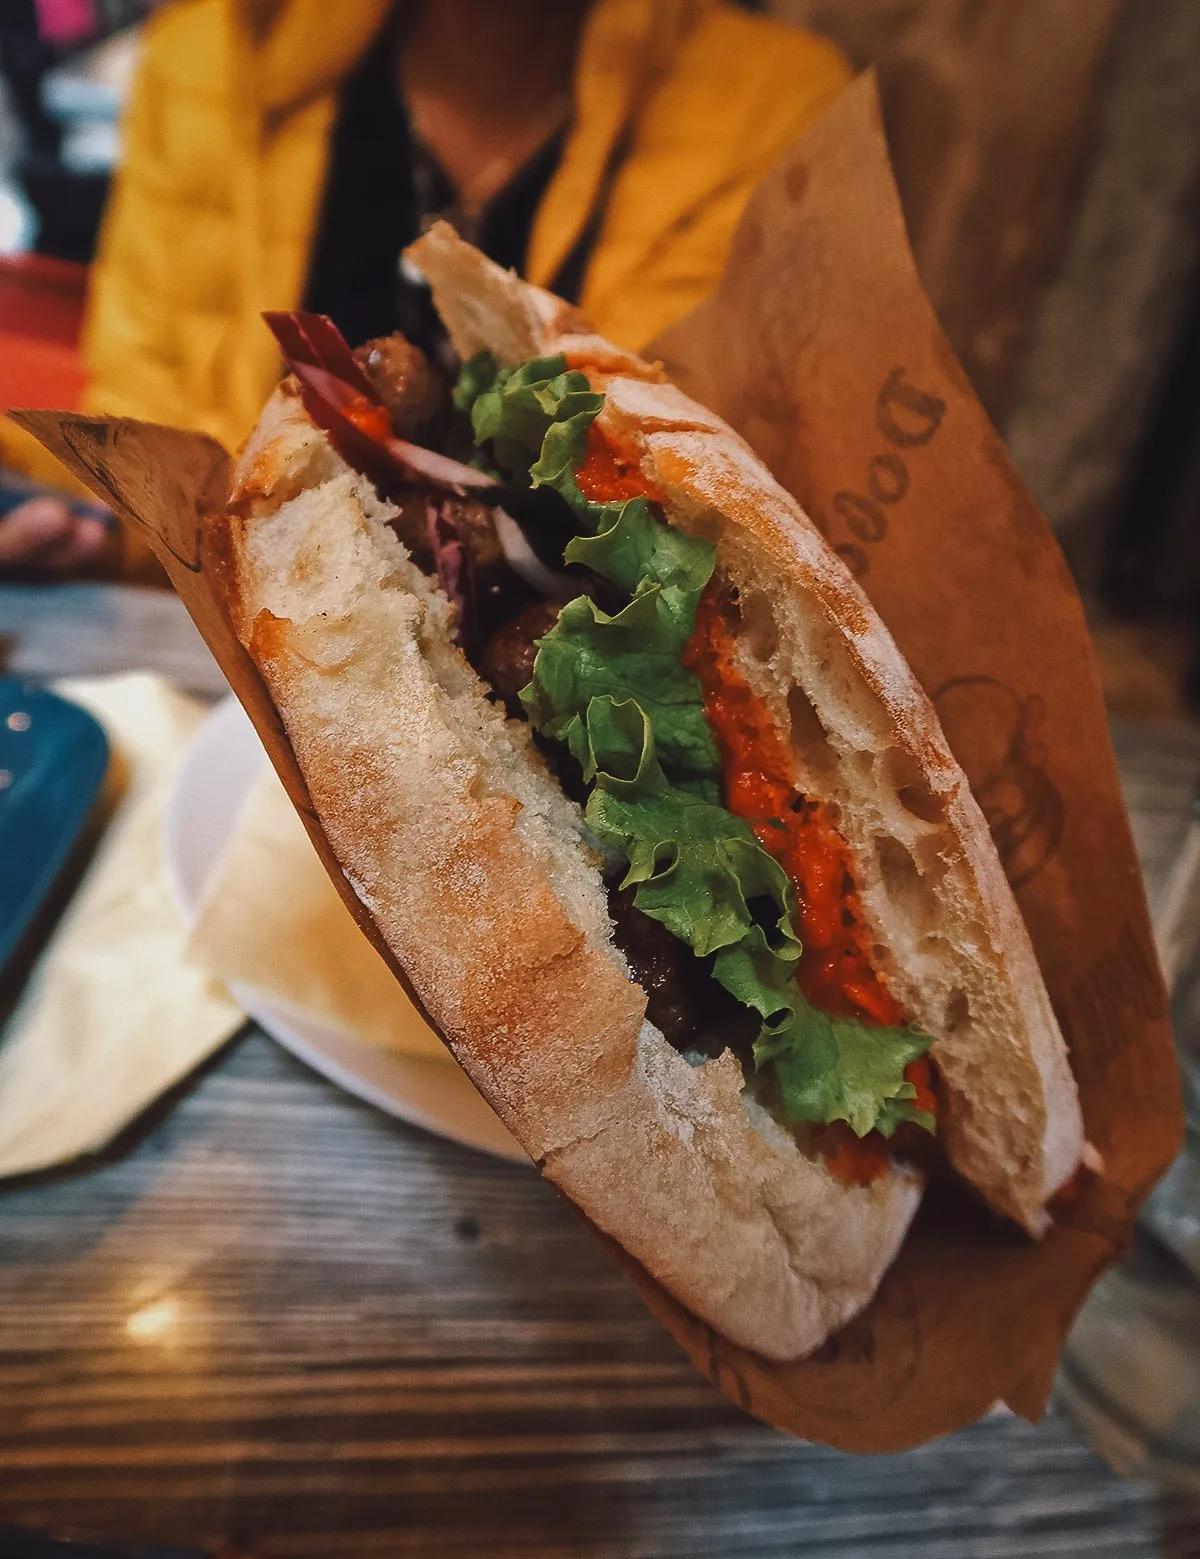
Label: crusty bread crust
xmin=219 ymin=381 xmax=924 ymax=1362
xmin=214 ymin=224 xmax=1081 ymax=1357
xmin=408 ymin=222 xmax=1083 ymax=1230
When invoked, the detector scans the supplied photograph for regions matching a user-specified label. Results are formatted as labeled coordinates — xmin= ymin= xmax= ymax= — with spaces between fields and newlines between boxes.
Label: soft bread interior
xmin=602 ymin=384 xmax=1080 ymax=1230
xmin=409 ymin=222 xmax=1084 ymax=1231
xmin=219 ymin=385 xmax=924 ymax=1361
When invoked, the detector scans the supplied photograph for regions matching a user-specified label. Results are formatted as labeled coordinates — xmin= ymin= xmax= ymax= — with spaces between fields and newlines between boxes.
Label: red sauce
xmin=573 ymin=431 xmax=935 ymax=1182
xmin=684 ymin=593 xmax=904 ymax=1029
xmin=684 ymin=590 xmax=935 ymax=1184
xmin=575 ymin=425 xmax=663 ymax=505
xmin=342 ymin=394 xmax=394 ymax=444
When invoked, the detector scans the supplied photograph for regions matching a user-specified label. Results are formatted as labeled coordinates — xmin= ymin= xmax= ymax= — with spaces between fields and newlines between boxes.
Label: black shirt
xmin=304 ymin=19 xmax=575 ymax=358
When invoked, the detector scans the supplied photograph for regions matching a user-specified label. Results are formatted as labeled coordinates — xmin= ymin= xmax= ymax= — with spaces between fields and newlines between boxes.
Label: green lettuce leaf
xmin=451 ymin=349 xmax=500 ymax=414
xmin=755 ymin=1012 xmax=934 ymax=1139
xmin=579 ymin=709 xmax=927 ymax=1136
xmin=711 ymin=925 xmax=929 ymax=1134
xmin=519 ymin=590 xmax=718 ymax=778
xmin=529 ymin=410 xmax=599 ymax=510
xmin=874 ymin=1094 xmax=937 ymax=1138
xmin=565 ymin=498 xmax=715 ymax=632
xmin=710 ymin=923 xmax=803 ymax=1018
xmin=584 ymin=718 xmax=796 ymax=959
xmin=456 ymin=351 xmax=603 ymax=494
xmin=453 ymin=350 xmax=936 ymax=1140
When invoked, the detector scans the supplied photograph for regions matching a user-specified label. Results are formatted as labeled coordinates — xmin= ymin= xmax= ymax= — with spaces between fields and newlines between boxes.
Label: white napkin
xmin=0 ymin=674 xmax=243 ymax=1177
xmin=186 ymin=762 xmax=446 ymax=1062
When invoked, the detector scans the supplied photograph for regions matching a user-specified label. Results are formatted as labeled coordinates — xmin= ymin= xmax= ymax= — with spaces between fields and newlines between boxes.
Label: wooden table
xmin=1 ymin=582 xmax=1198 ymax=1559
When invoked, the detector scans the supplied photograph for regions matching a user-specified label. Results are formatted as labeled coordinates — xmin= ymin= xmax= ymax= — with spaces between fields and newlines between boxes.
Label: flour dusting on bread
xmin=210 ymin=224 xmax=1083 ymax=1361
xmin=411 ymin=221 xmax=1083 ymax=1233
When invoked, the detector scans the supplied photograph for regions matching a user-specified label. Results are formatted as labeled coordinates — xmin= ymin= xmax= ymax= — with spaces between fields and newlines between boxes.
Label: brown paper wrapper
xmin=13 ymin=73 xmax=1181 ymax=1453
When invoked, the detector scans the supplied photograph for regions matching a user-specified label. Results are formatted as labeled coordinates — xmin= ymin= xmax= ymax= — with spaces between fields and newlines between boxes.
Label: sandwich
xmin=216 ymin=222 xmax=1084 ymax=1360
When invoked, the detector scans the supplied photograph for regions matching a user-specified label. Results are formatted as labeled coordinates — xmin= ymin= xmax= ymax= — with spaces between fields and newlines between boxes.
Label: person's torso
xmin=79 ymin=0 xmax=851 ymax=457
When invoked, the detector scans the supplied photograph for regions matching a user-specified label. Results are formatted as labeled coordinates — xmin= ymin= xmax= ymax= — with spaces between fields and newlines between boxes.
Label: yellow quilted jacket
xmin=7 ymin=0 xmax=849 ymax=572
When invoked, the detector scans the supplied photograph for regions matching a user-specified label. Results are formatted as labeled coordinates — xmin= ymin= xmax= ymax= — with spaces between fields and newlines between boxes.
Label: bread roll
xmin=210 ymin=224 xmax=1082 ymax=1359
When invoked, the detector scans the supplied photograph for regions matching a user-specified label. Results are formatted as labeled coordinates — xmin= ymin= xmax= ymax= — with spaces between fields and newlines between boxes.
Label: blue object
xmin=0 ymin=679 xmax=109 ymax=977
xmin=0 ymin=478 xmax=115 ymax=527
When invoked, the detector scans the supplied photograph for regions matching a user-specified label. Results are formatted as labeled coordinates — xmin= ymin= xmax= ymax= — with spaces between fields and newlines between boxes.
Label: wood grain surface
xmin=1 ymin=1032 xmax=1198 ymax=1559
xmin=1 ymin=583 xmax=1198 ymax=1557
xmin=0 ymin=583 xmax=228 ymax=699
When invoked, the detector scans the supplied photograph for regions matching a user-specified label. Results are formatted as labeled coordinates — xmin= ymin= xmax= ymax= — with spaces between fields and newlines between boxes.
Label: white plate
xmin=163 ymin=695 xmax=527 ymax=1163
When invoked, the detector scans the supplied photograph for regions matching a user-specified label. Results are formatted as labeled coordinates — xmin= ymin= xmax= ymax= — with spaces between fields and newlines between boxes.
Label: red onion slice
xmin=386 ymin=438 xmax=498 ymax=492
xmin=426 ymin=497 xmax=478 ymax=656
xmin=263 ymin=311 xmax=377 ymax=399
xmin=492 ymin=507 xmax=575 ymax=597
xmin=264 ymin=311 xmax=500 ymax=500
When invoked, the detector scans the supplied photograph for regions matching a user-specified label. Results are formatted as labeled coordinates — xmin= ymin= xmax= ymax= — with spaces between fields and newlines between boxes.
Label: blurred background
xmin=1 ymin=2 xmax=1200 ymax=1550
xmin=779 ymin=0 xmax=1200 ymax=724
xmin=6 ymin=0 xmax=1195 ymax=707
